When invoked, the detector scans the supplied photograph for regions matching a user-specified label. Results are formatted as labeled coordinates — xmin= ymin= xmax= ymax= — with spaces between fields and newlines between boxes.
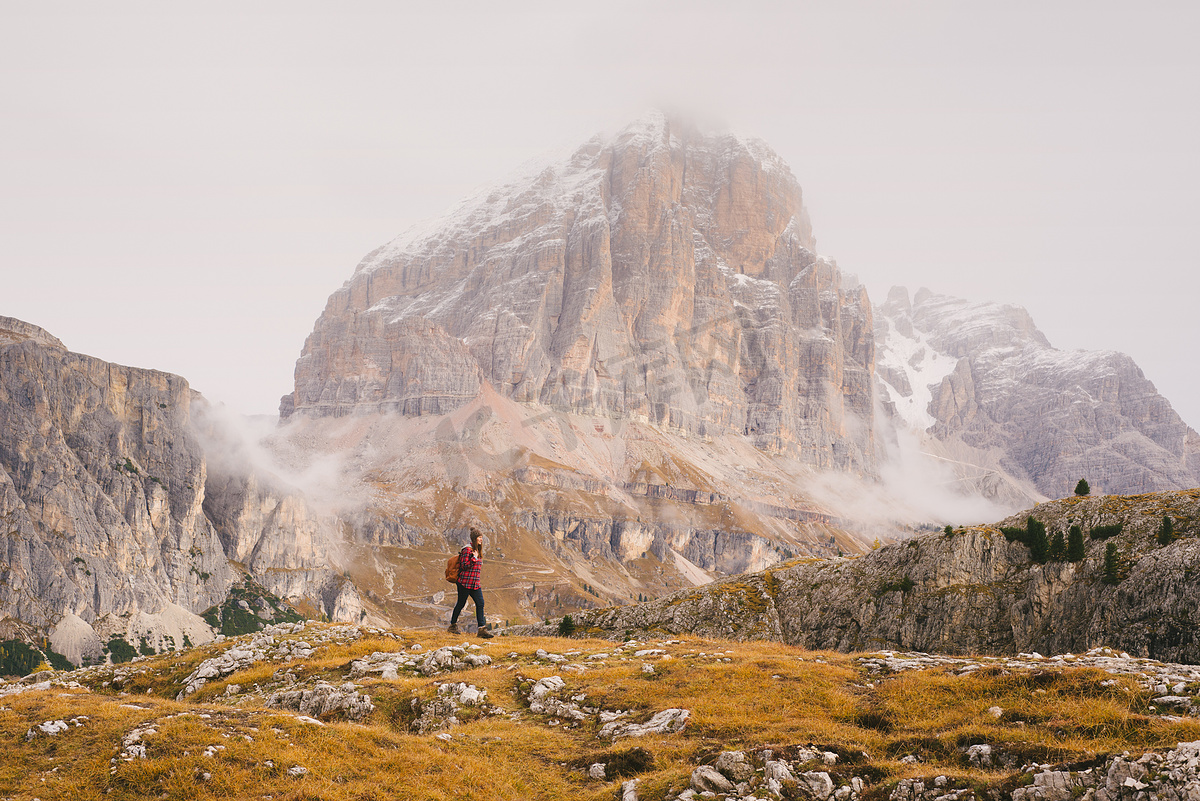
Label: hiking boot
xmin=477 ymin=628 xmax=494 ymax=639
xmin=447 ymin=624 xmax=460 ymax=634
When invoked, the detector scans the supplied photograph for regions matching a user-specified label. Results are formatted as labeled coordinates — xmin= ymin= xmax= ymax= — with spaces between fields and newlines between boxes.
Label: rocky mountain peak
xmin=883 ymin=287 xmax=1051 ymax=358
xmin=286 ymin=114 xmax=872 ymax=470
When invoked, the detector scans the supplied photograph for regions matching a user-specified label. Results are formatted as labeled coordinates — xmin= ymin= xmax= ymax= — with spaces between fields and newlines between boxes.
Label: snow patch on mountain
xmin=875 ymin=316 xmax=957 ymax=432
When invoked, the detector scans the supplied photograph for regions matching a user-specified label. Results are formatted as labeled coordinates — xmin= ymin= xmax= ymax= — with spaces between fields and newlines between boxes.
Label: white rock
xmin=765 ymin=760 xmax=795 ymax=783
xmin=691 ymin=765 xmax=733 ymax=794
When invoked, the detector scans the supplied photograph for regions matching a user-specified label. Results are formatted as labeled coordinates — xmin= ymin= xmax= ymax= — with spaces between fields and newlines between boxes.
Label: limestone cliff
xmin=0 ymin=317 xmax=233 ymax=663
xmin=285 ymin=112 xmax=875 ymax=473
xmin=529 ymin=488 xmax=1200 ymax=664
xmin=875 ymin=288 xmax=1200 ymax=500
xmin=0 ymin=318 xmax=359 ymax=664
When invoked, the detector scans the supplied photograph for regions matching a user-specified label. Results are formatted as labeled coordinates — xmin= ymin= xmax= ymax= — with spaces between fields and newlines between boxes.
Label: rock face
xmin=0 ymin=317 xmax=232 ymax=661
xmin=286 ymin=112 xmax=875 ymax=472
xmin=0 ymin=318 xmax=357 ymax=663
xmin=875 ymin=288 xmax=1200 ymax=499
xmin=535 ymin=489 xmax=1200 ymax=664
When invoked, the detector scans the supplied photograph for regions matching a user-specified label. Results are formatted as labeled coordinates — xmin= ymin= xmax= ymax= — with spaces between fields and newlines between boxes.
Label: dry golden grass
xmin=2 ymin=628 xmax=1198 ymax=801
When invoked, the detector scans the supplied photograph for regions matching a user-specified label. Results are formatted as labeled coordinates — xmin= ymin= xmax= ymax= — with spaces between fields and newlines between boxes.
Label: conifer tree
xmin=1157 ymin=515 xmax=1175 ymax=546
xmin=1027 ymin=516 xmax=1049 ymax=563
xmin=1103 ymin=542 xmax=1120 ymax=584
xmin=1074 ymin=478 xmax=1090 ymax=496
xmin=1067 ymin=524 xmax=1085 ymax=562
xmin=1049 ymin=532 xmax=1067 ymax=561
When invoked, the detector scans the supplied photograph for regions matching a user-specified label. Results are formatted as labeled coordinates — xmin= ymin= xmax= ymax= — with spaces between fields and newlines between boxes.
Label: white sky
xmin=4 ymin=2 xmax=1198 ymax=427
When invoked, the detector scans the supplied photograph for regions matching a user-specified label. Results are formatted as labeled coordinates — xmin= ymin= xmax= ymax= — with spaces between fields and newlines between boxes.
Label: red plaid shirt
xmin=456 ymin=546 xmax=481 ymax=590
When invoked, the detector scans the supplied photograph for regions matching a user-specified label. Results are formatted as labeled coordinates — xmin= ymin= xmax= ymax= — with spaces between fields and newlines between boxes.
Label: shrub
xmin=944 ymin=525 xmax=954 ymax=536
xmin=1000 ymin=526 xmax=1026 ymax=544
xmin=605 ymin=746 xmax=656 ymax=778
xmin=1103 ymin=543 xmax=1121 ymax=585
xmin=1027 ymin=517 xmax=1049 ymax=564
xmin=105 ymin=636 xmax=136 ymax=664
xmin=1074 ymin=479 xmax=1090 ymax=496
xmin=42 ymin=640 xmax=72 ymax=671
xmin=1157 ymin=515 xmax=1175 ymax=546
xmin=1068 ymin=524 xmax=1085 ymax=562
xmin=880 ymin=576 xmax=915 ymax=594
xmin=1090 ymin=523 xmax=1123 ymax=540
xmin=557 ymin=615 xmax=576 ymax=637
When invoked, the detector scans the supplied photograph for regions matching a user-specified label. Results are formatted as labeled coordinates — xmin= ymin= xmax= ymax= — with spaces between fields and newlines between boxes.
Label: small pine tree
xmin=1074 ymin=479 xmax=1090 ymax=496
xmin=1049 ymin=532 xmax=1067 ymax=561
xmin=1103 ymin=542 xmax=1120 ymax=584
xmin=1027 ymin=516 xmax=1049 ymax=564
xmin=1067 ymin=524 xmax=1085 ymax=562
xmin=1157 ymin=515 xmax=1175 ymax=546
xmin=944 ymin=524 xmax=954 ymax=536
xmin=557 ymin=615 xmax=576 ymax=636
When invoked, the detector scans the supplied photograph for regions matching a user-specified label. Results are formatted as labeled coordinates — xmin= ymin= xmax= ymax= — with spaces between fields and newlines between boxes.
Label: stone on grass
xmin=716 ymin=750 xmax=755 ymax=782
xmin=691 ymin=765 xmax=734 ymax=794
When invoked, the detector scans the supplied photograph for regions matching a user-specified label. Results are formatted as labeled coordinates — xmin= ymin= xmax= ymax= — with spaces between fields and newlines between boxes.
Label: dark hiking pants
xmin=450 ymin=584 xmax=485 ymax=627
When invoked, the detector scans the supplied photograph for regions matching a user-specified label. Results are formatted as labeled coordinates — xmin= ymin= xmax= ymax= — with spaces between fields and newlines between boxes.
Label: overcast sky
xmin=4 ymin=2 xmax=1198 ymax=428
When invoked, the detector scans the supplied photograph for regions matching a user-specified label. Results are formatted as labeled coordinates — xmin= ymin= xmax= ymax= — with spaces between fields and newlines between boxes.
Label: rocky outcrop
xmin=0 ymin=319 xmax=233 ymax=662
xmin=286 ymin=112 xmax=875 ymax=473
xmin=531 ymin=489 xmax=1200 ymax=664
xmin=875 ymin=288 xmax=1200 ymax=499
xmin=0 ymin=320 xmax=364 ymax=663
xmin=889 ymin=742 xmax=1200 ymax=801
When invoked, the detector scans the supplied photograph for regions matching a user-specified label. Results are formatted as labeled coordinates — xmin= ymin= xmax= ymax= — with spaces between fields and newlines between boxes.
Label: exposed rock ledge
xmin=513 ymin=489 xmax=1200 ymax=664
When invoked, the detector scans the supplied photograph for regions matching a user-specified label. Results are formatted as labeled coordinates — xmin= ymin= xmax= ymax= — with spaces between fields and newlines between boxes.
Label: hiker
xmin=449 ymin=527 xmax=493 ymax=638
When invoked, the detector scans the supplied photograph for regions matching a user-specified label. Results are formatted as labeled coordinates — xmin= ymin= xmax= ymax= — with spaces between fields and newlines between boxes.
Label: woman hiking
xmin=448 ymin=527 xmax=493 ymax=638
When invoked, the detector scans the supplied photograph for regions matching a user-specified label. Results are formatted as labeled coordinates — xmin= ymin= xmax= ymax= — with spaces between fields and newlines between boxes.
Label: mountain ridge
xmin=875 ymin=287 xmax=1200 ymax=501
xmin=514 ymin=488 xmax=1200 ymax=665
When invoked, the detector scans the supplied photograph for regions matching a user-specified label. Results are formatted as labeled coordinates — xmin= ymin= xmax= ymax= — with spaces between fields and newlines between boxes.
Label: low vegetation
xmin=199 ymin=578 xmax=304 ymax=637
xmin=3 ymin=624 xmax=1198 ymax=801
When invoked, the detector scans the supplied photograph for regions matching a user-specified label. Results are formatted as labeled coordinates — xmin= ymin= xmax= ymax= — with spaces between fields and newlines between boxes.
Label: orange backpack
xmin=445 ymin=553 xmax=460 ymax=584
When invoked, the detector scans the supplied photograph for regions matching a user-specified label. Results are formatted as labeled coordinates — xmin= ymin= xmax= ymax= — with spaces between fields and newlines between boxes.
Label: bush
xmin=105 ymin=636 xmax=137 ymax=664
xmin=557 ymin=615 xmax=576 ymax=637
xmin=1090 ymin=523 xmax=1123 ymax=540
xmin=880 ymin=576 xmax=915 ymax=594
xmin=944 ymin=525 xmax=954 ymax=537
xmin=1000 ymin=526 xmax=1026 ymax=544
xmin=1027 ymin=517 xmax=1049 ymax=564
xmin=1068 ymin=524 xmax=1085 ymax=562
xmin=1103 ymin=543 xmax=1121 ymax=584
xmin=1157 ymin=515 xmax=1175 ymax=546
xmin=42 ymin=640 xmax=73 ymax=671
xmin=1074 ymin=479 xmax=1090 ymax=496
